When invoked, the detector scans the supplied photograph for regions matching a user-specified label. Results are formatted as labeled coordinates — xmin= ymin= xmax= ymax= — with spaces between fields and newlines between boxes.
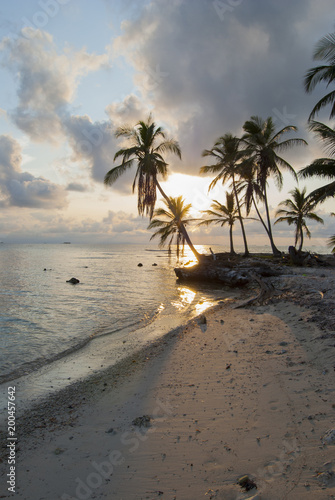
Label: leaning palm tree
xmin=274 ymin=187 xmax=324 ymax=253
xmin=242 ymin=116 xmax=307 ymax=256
xmin=104 ymin=115 xmax=202 ymax=261
xmin=299 ymin=120 xmax=335 ymax=203
xmin=235 ymin=161 xmax=269 ymax=237
xmin=304 ymin=32 xmax=335 ymax=121
xmin=200 ymin=133 xmax=250 ymax=256
xmin=147 ymin=196 xmax=193 ymax=259
xmin=197 ymin=192 xmax=240 ymax=255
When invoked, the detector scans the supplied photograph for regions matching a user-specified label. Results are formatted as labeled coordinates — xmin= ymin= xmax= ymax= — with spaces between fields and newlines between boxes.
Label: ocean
xmin=0 ymin=243 xmax=230 ymax=411
xmin=0 ymin=242 xmax=329 ymax=412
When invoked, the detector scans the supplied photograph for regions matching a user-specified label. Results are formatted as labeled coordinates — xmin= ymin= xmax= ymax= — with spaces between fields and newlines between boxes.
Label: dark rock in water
xmin=137 ymin=263 xmax=143 ymax=267
xmin=105 ymin=427 xmax=117 ymax=435
xmin=66 ymin=277 xmax=80 ymax=284
xmin=152 ymin=263 xmax=158 ymax=266
xmin=174 ymin=263 xmax=249 ymax=287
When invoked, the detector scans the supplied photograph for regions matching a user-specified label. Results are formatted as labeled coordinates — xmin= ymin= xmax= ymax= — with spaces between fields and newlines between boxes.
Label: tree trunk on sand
xmin=252 ymin=194 xmax=270 ymax=237
xmin=229 ymin=224 xmax=235 ymax=255
xmin=155 ymin=180 xmax=204 ymax=262
xmin=298 ymin=224 xmax=304 ymax=253
xmin=232 ymin=178 xmax=249 ymax=256
xmin=263 ymin=184 xmax=281 ymax=256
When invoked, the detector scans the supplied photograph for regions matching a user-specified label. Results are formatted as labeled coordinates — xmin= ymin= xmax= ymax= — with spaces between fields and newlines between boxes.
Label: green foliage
xmin=147 ymin=196 xmax=193 ymax=259
xmin=304 ymin=32 xmax=335 ymax=120
xmin=299 ymin=121 xmax=335 ymax=203
xmin=198 ymin=192 xmax=239 ymax=254
xmin=104 ymin=115 xmax=181 ymax=219
xmin=275 ymin=187 xmax=324 ymax=252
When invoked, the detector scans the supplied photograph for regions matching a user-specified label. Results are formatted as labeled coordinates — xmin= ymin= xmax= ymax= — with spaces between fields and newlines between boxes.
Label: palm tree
xmin=304 ymin=32 xmax=335 ymax=121
xmin=147 ymin=196 xmax=193 ymax=259
xmin=274 ymin=187 xmax=324 ymax=252
xmin=242 ymin=116 xmax=307 ymax=256
xmin=104 ymin=115 xmax=202 ymax=261
xmin=235 ymin=161 xmax=269 ymax=237
xmin=198 ymin=192 xmax=239 ymax=255
xmin=299 ymin=120 xmax=335 ymax=203
xmin=200 ymin=133 xmax=250 ymax=256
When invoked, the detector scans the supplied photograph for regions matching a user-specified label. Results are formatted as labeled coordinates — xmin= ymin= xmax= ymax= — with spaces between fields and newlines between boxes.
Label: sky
xmin=0 ymin=0 xmax=334 ymax=250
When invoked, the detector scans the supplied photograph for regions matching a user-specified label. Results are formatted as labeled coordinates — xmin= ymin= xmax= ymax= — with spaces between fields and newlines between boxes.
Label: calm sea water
xmin=0 ymin=242 xmax=329 ymax=402
xmin=0 ymin=243 xmax=227 ymax=386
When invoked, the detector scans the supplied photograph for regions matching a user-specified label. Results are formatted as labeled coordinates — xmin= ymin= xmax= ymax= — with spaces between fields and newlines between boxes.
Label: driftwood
xmin=233 ymin=272 xmax=276 ymax=308
xmin=288 ymin=246 xmax=332 ymax=267
xmin=174 ymin=263 xmax=249 ymax=287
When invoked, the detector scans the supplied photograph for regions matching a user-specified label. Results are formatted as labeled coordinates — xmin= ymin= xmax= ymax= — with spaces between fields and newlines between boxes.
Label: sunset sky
xmin=0 ymin=0 xmax=334 ymax=249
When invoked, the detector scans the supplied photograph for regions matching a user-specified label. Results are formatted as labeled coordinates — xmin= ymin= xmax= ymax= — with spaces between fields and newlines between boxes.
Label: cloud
xmin=63 ymin=94 xmax=150 ymax=190
xmin=114 ymin=0 xmax=335 ymax=174
xmin=0 ymin=209 xmax=151 ymax=244
xmin=0 ymin=27 xmax=109 ymax=143
xmin=66 ymin=182 xmax=89 ymax=192
xmin=63 ymin=113 xmax=119 ymax=183
xmin=0 ymin=135 xmax=67 ymax=208
xmin=105 ymin=93 xmax=150 ymax=127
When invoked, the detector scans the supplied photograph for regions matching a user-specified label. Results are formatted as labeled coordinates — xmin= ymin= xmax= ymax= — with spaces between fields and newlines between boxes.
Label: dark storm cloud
xmin=116 ymin=0 xmax=335 ymax=173
xmin=0 ymin=135 xmax=67 ymax=208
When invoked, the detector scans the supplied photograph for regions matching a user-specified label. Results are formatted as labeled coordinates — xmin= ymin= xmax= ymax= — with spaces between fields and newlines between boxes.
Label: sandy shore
xmin=1 ymin=266 xmax=335 ymax=499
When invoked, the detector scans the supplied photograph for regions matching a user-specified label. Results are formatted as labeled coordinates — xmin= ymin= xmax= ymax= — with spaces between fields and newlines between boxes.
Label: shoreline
xmin=1 ymin=266 xmax=334 ymax=499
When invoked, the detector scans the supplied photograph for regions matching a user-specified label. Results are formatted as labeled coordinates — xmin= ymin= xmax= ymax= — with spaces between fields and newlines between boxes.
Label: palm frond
xmin=309 ymin=90 xmax=335 ymax=120
xmin=313 ymin=33 xmax=335 ymax=61
xmin=104 ymin=162 xmax=133 ymax=185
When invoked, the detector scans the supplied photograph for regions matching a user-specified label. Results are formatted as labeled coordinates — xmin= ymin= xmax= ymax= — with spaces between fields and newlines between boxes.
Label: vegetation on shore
xmin=104 ymin=32 xmax=335 ymax=261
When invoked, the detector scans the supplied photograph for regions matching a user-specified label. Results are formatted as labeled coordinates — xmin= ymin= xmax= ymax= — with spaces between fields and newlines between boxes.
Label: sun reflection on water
xmin=171 ymin=286 xmax=196 ymax=311
xmin=178 ymin=245 xmax=209 ymax=267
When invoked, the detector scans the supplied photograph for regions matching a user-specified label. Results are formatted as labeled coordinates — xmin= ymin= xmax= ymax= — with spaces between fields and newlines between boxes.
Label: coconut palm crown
xmin=241 ymin=115 xmax=307 ymax=255
xmin=304 ymin=32 xmax=335 ymax=121
xmin=299 ymin=120 xmax=335 ymax=203
xmin=200 ymin=133 xmax=250 ymax=255
xmin=274 ymin=186 xmax=324 ymax=252
xmin=147 ymin=196 xmax=193 ymax=259
xmin=198 ymin=192 xmax=240 ymax=255
xmin=104 ymin=115 xmax=181 ymax=219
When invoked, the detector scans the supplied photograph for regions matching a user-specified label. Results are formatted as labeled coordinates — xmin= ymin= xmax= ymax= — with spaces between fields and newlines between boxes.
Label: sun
xmin=159 ymin=173 xmax=226 ymax=217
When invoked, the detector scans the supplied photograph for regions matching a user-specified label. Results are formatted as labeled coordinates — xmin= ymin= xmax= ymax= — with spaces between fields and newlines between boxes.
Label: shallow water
xmin=0 ymin=244 xmax=225 ymax=385
xmin=0 ymin=242 xmax=328 ymax=412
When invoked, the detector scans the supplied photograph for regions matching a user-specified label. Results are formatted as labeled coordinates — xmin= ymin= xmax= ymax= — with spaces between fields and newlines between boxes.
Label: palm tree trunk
xmin=229 ymin=224 xmax=235 ymax=255
xmin=263 ymin=184 xmax=281 ymax=256
xmin=298 ymin=225 xmax=304 ymax=253
xmin=155 ymin=180 xmax=203 ymax=262
xmin=252 ymin=195 xmax=270 ymax=236
xmin=232 ymin=178 xmax=249 ymax=256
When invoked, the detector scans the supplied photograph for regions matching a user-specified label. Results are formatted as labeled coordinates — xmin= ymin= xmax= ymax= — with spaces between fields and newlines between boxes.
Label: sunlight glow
xmin=195 ymin=299 xmax=216 ymax=314
xmin=171 ymin=287 xmax=196 ymax=311
xmin=160 ymin=173 xmax=226 ymax=216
